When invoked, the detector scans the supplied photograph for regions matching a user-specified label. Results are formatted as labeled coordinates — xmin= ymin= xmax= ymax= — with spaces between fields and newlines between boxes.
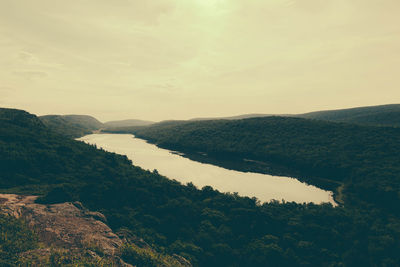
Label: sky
xmin=0 ymin=0 xmax=399 ymax=122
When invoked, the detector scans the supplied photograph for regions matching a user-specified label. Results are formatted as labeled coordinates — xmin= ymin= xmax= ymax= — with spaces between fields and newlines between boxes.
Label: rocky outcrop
xmin=0 ymin=193 xmax=192 ymax=267
xmin=0 ymin=194 xmax=122 ymax=256
xmin=0 ymin=193 xmax=135 ymax=266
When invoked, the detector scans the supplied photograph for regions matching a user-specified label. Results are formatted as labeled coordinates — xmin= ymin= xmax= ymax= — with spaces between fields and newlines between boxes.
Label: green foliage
xmin=119 ymin=244 xmax=186 ymax=267
xmin=16 ymin=248 xmax=118 ymax=266
xmin=1 ymin=108 xmax=400 ymax=266
xmin=0 ymin=213 xmax=38 ymax=265
xmin=131 ymin=116 xmax=400 ymax=212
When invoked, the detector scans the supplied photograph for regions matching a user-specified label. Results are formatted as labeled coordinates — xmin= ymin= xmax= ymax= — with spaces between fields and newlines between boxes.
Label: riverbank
xmin=105 ymin=130 xmax=342 ymax=205
xmin=86 ymin=133 xmax=336 ymax=205
xmin=160 ymin=146 xmax=343 ymax=206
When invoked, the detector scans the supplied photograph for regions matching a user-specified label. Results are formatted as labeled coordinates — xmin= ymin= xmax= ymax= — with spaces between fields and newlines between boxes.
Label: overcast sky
xmin=1 ymin=0 xmax=399 ymax=121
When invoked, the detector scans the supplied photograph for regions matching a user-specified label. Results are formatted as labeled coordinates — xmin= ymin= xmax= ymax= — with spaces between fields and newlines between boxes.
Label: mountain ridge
xmin=296 ymin=103 xmax=400 ymax=127
xmin=39 ymin=114 xmax=104 ymax=138
xmin=187 ymin=104 xmax=400 ymax=127
xmin=104 ymin=119 xmax=155 ymax=128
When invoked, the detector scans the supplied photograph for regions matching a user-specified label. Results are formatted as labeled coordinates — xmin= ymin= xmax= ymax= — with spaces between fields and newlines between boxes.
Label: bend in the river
xmin=79 ymin=134 xmax=337 ymax=206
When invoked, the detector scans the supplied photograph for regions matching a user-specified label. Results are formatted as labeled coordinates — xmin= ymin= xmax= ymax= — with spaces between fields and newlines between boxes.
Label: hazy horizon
xmin=1 ymin=0 xmax=400 ymax=121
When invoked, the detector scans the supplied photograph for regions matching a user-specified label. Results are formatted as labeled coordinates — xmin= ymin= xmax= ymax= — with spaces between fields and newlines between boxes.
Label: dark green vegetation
xmin=160 ymin=104 xmax=400 ymax=127
xmin=296 ymin=104 xmax=400 ymax=127
xmin=39 ymin=114 xmax=104 ymax=138
xmin=103 ymin=119 xmax=185 ymax=134
xmin=129 ymin=117 xmax=400 ymax=212
xmin=190 ymin=113 xmax=274 ymax=121
xmin=119 ymin=243 xmax=190 ymax=267
xmin=15 ymin=243 xmax=183 ymax=267
xmin=0 ymin=213 xmax=38 ymax=266
xmin=1 ymin=108 xmax=400 ymax=266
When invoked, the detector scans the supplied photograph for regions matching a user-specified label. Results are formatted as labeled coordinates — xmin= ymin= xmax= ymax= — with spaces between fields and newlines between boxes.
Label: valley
xmin=2 ymin=1 xmax=399 ymax=265
xmin=1 ymin=105 xmax=400 ymax=266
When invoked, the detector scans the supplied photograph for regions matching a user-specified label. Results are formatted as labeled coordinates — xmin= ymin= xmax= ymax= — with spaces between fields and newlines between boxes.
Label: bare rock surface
xmin=0 ymin=194 xmax=122 ymax=256
xmin=0 ymin=193 xmax=191 ymax=266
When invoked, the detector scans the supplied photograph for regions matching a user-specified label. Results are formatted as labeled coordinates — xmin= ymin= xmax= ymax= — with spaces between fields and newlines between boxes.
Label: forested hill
xmin=296 ymin=104 xmax=400 ymax=127
xmin=131 ymin=116 xmax=400 ymax=212
xmin=103 ymin=120 xmax=186 ymax=134
xmin=104 ymin=119 xmax=154 ymax=128
xmin=1 ymin=107 xmax=400 ymax=266
xmin=130 ymin=104 xmax=400 ymax=127
xmin=39 ymin=114 xmax=104 ymax=138
xmin=0 ymin=108 xmax=44 ymax=128
xmin=164 ymin=104 xmax=400 ymax=127
xmin=190 ymin=113 xmax=272 ymax=121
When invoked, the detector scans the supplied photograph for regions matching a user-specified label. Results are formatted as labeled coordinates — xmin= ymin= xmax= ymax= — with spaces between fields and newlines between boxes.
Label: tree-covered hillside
xmin=104 ymin=119 xmax=155 ymax=128
xmin=113 ymin=104 xmax=400 ymax=128
xmin=129 ymin=117 xmax=400 ymax=213
xmin=39 ymin=114 xmax=104 ymax=138
xmin=297 ymin=104 xmax=400 ymax=127
xmin=1 ymin=108 xmax=400 ymax=266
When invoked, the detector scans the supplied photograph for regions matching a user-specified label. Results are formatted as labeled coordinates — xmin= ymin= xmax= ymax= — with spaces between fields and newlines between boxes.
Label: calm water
xmin=79 ymin=134 xmax=336 ymax=205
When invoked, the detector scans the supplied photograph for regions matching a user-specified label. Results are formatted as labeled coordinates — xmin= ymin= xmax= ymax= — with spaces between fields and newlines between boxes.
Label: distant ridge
xmin=40 ymin=114 xmax=104 ymax=138
xmin=0 ymin=108 xmax=44 ymax=128
xmin=189 ymin=104 xmax=400 ymax=127
xmin=104 ymin=119 xmax=154 ymax=128
xmin=35 ymin=103 xmax=400 ymax=138
xmin=296 ymin=104 xmax=400 ymax=127
xmin=190 ymin=113 xmax=273 ymax=121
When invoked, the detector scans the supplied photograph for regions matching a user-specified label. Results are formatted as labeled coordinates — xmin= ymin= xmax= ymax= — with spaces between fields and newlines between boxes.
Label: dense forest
xmin=154 ymin=104 xmax=400 ymax=127
xmin=123 ymin=116 xmax=400 ymax=214
xmin=1 ymin=108 xmax=400 ymax=266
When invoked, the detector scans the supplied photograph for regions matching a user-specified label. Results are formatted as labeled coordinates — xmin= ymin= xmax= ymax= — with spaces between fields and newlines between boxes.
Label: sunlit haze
xmin=1 ymin=0 xmax=399 ymax=121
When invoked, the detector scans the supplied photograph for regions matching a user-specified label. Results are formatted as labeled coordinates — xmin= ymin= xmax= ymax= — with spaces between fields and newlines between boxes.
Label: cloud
xmin=0 ymin=0 xmax=399 ymax=120
xmin=12 ymin=71 xmax=48 ymax=80
xmin=17 ymin=51 xmax=36 ymax=62
xmin=0 ymin=86 xmax=13 ymax=104
xmin=0 ymin=86 xmax=12 ymax=93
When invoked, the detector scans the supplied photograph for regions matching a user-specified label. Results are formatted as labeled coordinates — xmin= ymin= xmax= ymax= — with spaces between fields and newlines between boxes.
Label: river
xmin=79 ymin=134 xmax=336 ymax=205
